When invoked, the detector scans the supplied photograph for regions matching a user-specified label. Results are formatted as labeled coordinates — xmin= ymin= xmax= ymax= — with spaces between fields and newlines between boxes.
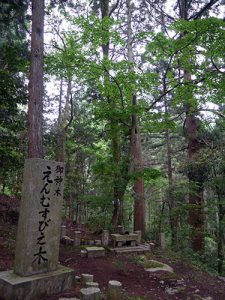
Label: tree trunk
xmin=217 ymin=192 xmax=224 ymax=274
xmin=184 ymin=94 xmax=204 ymax=251
xmin=131 ymin=104 xmax=145 ymax=234
xmin=100 ymin=0 xmax=124 ymax=227
xmin=127 ymin=0 xmax=145 ymax=234
xmin=28 ymin=0 xmax=44 ymax=158
xmin=56 ymin=79 xmax=72 ymax=162
xmin=165 ymin=128 xmax=178 ymax=248
xmin=164 ymin=103 xmax=178 ymax=247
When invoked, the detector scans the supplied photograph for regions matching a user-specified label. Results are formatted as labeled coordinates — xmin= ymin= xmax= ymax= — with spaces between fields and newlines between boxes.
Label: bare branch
xmin=189 ymin=0 xmax=220 ymax=20
xmin=211 ymin=56 xmax=225 ymax=74
xmin=109 ymin=0 xmax=120 ymax=17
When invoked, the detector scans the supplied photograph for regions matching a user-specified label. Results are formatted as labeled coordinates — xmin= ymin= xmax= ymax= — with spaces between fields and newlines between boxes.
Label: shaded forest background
xmin=1 ymin=0 xmax=225 ymax=275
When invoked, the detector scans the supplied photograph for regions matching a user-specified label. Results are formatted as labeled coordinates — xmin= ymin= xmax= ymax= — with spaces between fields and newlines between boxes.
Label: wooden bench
xmin=110 ymin=233 xmax=138 ymax=248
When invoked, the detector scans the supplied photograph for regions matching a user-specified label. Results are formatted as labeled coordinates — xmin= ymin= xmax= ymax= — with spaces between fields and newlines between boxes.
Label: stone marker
xmin=101 ymin=230 xmax=109 ymax=246
xmin=0 ymin=158 xmax=74 ymax=300
xmin=130 ymin=241 xmax=136 ymax=246
xmin=80 ymin=287 xmax=100 ymax=300
xmin=81 ymin=274 xmax=94 ymax=286
xmin=62 ymin=236 xmax=74 ymax=245
xmin=117 ymin=241 xmax=123 ymax=247
xmin=86 ymin=247 xmax=105 ymax=258
xmin=86 ymin=282 xmax=99 ymax=288
xmin=107 ymin=280 xmax=122 ymax=300
xmin=94 ymin=239 xmax=101 ymax=246
xmin=75 ymin=275 xmax=81 ymax=283
xmin=81 ymin=250 xmax=87 ymax=258
xmin=159 ymin=232 xmax=166 ymax=249
xmin=61 ymin=225 xmax=67 ymax=238
xmin=74 ymin=231 xmax=81 ymax=247
xmin=134 ymin=230 xmax=142 ymax=245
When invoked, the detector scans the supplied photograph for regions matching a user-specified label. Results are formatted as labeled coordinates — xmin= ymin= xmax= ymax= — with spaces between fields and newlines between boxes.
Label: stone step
xmin=110 ymin=244 xmax=150 ymax=254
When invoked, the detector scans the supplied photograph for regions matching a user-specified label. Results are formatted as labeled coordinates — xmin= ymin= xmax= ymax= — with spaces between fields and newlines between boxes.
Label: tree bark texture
xmin=100 ymin=0 xmax=124 ymax=227
xmin=127 ymin=0 xmax=145 ymax=235
xmin=217 ymin=193 xmax=224 ymax=274
xmin=28 ymin=0 xmax=44 ymax=158
xmin=178 ymin=0 xmax=207 ymax=252
xmin=184 ymin=77 xmax=204 ymax=251
xmin=56 ymin=79 xmax=72 ymax=162
xmin=131 ymin=96 xmax=145 ymax=234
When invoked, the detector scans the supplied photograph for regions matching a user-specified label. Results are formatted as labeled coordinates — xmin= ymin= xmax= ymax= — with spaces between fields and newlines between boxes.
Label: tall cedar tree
xmin=100 ymin=0 xmax=124 ymax=227
xmin=178 ymin=0 xmax=221 ymax=251
xmin=28 ymin=0 xmax=44 ymax=158
xmin=127 ymin=0 xmax=145 ymax=235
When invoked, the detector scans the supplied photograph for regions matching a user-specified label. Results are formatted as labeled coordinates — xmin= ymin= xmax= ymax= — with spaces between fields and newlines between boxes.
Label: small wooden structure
xmin=110 ymin=233 xmax=138 ymax=248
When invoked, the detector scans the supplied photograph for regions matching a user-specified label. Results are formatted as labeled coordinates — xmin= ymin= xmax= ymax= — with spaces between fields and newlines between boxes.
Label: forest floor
xmin=1 ymin=223 xmax=225 ymax=300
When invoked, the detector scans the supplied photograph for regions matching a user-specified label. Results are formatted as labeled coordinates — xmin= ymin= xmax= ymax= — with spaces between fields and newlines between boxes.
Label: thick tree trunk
xmin=100 ymin=0 xmax=124 ymax=227
xmin=185 ymin=96 xmax=204 ymax=251
xmin=127 ymin=0 xmax=145 ymax=234
xmin=131 ymin=106 xmax=145 ymax=234
xmin=28 ymin=0 xmax=44 ymax=158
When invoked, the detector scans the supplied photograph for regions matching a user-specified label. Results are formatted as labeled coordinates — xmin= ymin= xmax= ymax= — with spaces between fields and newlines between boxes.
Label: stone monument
xmin=0 ymin=158 xmax=75 ymax=300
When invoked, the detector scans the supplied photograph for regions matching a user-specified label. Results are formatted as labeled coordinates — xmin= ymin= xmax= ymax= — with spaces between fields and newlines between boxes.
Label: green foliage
xmin=0 ymin=0 xmax=28 ymax=194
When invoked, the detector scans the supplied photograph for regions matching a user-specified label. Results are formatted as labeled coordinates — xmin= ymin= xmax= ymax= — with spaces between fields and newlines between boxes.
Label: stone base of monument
xmin=0 ymin=265 xmax=75 ymax=300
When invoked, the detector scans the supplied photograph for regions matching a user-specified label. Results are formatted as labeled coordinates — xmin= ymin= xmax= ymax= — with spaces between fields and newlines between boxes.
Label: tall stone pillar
xmin=0 ymin=159 xmax=74 ymax=300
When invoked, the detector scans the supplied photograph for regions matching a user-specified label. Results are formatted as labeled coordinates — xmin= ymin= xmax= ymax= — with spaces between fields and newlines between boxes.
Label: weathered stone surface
xmin=86 ymin=247 xmax=105 ymax=258
xmin=81 ymin=274 xmax=94 ymax=286
xmin=130 ymin=241 xmax=136 ymax=247
xmin=159 ymin=232 xmax=166 ymax=249
xmin=107 ymin=280 xmax=122 ymax=300
xmin=14 ymin=159 xmax=65 ymax=276
xmin=74 ymin=231 xmax=81 ymax=247
xmin=110 ymin=234 xmax=138 ymax=247
xmin=81 ymin=250 xmax=87 ymax=258
xmin=86 ymin=282 xmax=99 ymax=288
xmin=101 ymin=230 xmax=109 ymax=246
xmin=62 ymin=236 xmax=74 ymax=245
xmin=75 ymin=275 xmax=81 ymax=283
xmin=94 ymin=240 xmax=101 ymax=246
xmin=134 ymin=230 xmax=142 ymax=245
xmin=80 ymin=287 xmax=100 ymax=300
xmin=165 ymin=287 xmax=179 ymax=295
xmin=145 ymin=260 xmax=173 ymax=273
xmin=117 ymin=241 xmax=123 ymax=247
xmin=0 ymin=265 xmax=74 ymax=300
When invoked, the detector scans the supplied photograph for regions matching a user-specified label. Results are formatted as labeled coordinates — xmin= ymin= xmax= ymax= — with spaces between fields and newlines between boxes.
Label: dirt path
xmin=1 ymin=224 xmax=225 ymax=300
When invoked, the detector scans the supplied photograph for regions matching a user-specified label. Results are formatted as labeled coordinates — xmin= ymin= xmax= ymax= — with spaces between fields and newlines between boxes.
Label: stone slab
xmin=110 ymin=244 xmax=150 ymax=254
xmin=145 ymin=260 xmax=173 ymax=273
xmin=110 ymin=234 xmax=138 ymax=248
xmin=14 ymin=158 xmax=65 ymax=276
xmin=0 ymin=265 xmax=75 ymax=300
xmin=110 ymin=234 xmax=138 ymax=242
xmin=85 ymin=247 xmax=105 ymax=258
